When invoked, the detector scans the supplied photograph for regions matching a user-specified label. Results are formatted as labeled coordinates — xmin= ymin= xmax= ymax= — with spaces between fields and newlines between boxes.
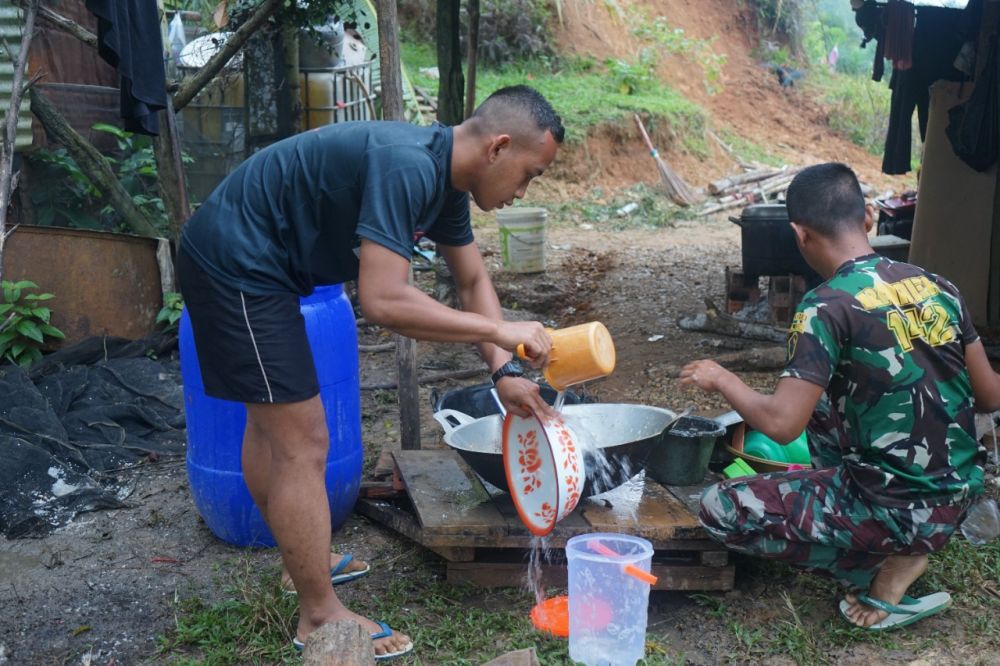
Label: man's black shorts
xmin=177 ymin=247 xmax=319 ymax=404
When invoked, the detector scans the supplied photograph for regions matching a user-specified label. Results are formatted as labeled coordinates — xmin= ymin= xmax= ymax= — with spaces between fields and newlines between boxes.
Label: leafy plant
xmin=605 ymin=48 xmax=659 ymax=96
xmin=399 ymin=0 xmax=554 ymax=67
xmin=25 ymin=123 xmax=188 ymax=235
xmin=633 ymin=16 xmax=728 ymax=95
xmin=0 ymin=281 xmax=65 ymax=367
xmin=156 ymin=292 xmax=184 ymax=333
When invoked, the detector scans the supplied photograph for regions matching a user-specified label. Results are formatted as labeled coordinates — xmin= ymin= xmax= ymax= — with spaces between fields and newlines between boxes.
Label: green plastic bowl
xmin=743 ymin=430 xmax=809 ymax=464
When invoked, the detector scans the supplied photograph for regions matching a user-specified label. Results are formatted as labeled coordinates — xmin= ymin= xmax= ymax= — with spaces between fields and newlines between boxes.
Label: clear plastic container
xmin=960 ymin=497 xmax=1000 ymax=546
xmin=566 ymin=533 xmax=654 ymax=666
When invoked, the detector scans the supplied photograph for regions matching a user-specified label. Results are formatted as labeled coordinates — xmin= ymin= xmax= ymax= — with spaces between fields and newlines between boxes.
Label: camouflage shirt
xmin=781 ymin=254 xmax=984 ymax=509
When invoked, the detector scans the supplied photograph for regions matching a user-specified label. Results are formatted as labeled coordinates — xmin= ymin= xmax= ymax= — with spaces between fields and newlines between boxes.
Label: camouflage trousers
xmin=699 ymin=465 xmax=967 ymax=590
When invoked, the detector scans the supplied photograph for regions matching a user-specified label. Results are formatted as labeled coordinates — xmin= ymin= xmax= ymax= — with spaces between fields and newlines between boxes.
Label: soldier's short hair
xmin=786 ymin=163 xmax=866 ymax=238
xmin=471 ymin=85 xmax=565 ymax=144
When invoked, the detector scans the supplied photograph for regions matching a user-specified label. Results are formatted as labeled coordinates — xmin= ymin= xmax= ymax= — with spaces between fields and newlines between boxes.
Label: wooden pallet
xmin=355 ymin=449 xmax=734 ymax=591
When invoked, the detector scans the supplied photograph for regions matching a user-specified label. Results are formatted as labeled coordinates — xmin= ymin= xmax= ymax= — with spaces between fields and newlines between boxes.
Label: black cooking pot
xmin=430 ymin=382 xmax=588 ymax=417
xmin=730 ymin=204 xmax=822 ymax=287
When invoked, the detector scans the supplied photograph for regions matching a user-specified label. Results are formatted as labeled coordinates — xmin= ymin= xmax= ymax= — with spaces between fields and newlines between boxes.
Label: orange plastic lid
xmin=531 ymin=595 xmax=569 ymax=638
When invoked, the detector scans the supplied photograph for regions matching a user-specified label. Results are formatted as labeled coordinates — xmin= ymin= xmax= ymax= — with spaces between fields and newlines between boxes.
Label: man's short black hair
xmin=472 ymin=85 xmax=565 ymax=144
xmin=785 ymin=162 xmax=866 ymax=237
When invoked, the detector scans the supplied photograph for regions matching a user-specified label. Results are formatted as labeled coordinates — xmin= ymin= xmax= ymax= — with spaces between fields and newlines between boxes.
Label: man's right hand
xmin=494 ymin=321 xmax=551 ymax=368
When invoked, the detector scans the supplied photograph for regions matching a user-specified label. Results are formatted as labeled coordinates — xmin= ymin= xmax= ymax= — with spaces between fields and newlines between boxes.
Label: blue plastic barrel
xmin=179 ymin=284 xmax=363 ymax=547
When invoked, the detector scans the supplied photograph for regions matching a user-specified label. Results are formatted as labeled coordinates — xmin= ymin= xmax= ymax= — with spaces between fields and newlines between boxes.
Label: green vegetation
xmin=26 ymin=123 xmax=186 ymax=235
xmin=0 ymin=280 xmax=65 ymax=367
xmin=632 ymin=15 xmax=728 ymax=95
xmin=156 ymin=292 xmax=185 ymax=334
xmin=158 ymin=537 xmax=1000 ymax=664
xmin=806 ymin=70 xmax=891 ymax=156
xmin=402 ymin=41 xmax=708 ymax=154
xmin=546 ymin=183 xmax=685 ymax=230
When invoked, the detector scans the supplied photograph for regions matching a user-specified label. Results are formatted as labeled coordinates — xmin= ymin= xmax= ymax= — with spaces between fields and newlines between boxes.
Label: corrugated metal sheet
xmin=0 ymin=4 xmax=33 ymax=149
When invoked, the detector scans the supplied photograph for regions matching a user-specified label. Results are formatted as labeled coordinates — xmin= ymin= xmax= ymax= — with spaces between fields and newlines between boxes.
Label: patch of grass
xmin=544 ymin=183 xmax=686 ymax=231
xmin=803 ymin=69 xmax=891 ymax=156
xmin=400 ymin=40 xmax=709 ymax=154
xmin=158 ymin=557 xmax=297 ymax=664
xmin=716 ymin=128 xmax=785 ymax=167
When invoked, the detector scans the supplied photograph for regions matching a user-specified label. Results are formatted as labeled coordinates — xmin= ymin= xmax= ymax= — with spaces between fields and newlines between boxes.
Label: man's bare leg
xmin=244 ymin=398 xmax=410 ymax=654
xmin=241 ymin=418 xmax=368 ymax=591
xmin=842 ymin=554 xmax=929 ymax=628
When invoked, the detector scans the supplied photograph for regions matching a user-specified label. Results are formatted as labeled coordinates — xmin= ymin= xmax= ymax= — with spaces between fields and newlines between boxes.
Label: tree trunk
xmin=376 ymin=0 xmax=405 ymax=122
xmin=30 ymin=87 xmax=160 ymax=238
xmin=244 ymin=24 xmax=295 ymax=154
xmin=281 ymin=25 xmax=301 ymax=134
xmin=0 ymin=0 xmax=38 ymax=284
xmin=436 ymin=0 xmax=464 ymax=125
xmin=464 ymin=0 xmax=480 ymax=119
xmin=375 ymin=0 xmax=420 ymax=450
xmin=153 ymin=95 xmax=191 ymax=243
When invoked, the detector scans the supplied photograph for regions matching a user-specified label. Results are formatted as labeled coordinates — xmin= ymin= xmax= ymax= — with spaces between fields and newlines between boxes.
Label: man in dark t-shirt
xmin=177 ymin=86 xmax=565 ymax=655
xmin=680 ymin=163 xmax=1000 ymax=632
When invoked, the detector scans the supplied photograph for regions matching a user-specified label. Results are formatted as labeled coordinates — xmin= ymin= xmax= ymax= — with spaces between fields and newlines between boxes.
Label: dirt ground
xmin=3 ymin=214 xmax=996 ymax=665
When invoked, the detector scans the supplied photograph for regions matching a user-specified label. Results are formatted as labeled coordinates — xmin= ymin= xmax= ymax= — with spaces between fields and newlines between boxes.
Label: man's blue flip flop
xmin=292 ymin=620 xmax=413 ymax=660
xmin=330 ymin=553 xmax=371 ymax=586
xmin=838 ymin=591 xmax=951 ymax=631
xmin=283 ymin=553 xmax=371 ymax=595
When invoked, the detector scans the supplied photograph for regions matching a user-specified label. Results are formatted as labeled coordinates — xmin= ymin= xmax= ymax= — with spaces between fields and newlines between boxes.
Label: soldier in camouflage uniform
xmin=681 ymin=163 xmax=1000 ymax=630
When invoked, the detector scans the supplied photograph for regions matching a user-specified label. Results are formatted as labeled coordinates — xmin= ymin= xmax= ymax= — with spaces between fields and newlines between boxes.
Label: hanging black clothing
xmin=86 ymin=0 xmax=167 ymax=135
xmin=882 ymin=6 xmax=966 ymax=175
xmin=855 ymin=1 xmax=886 ymax=82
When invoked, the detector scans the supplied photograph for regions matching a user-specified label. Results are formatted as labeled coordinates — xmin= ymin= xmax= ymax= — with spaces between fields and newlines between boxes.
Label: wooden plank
xmin=354 ymin=497 xmax=426 ymax=546
xmin=699 ymin=550 xmax=730 ymax=567
xmin=426 ymin=546 xmax=476 ymax=562
xmin=664 ymin=475 xmax=723 ymax=517
xmin=581 ymin=477 xmax=704 ymax=542
xmin=358 ymin=481 xmax=402 ymax=499
xmin=393 ymin=450 xmax=507 ymax=537
xmin=446 ymin=561 xmax=735 ymax=591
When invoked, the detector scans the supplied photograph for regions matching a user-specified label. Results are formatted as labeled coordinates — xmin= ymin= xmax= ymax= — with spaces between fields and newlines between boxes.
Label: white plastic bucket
xmin=497 ymin=207 xmax=547 ymax=273
xmin=566 ymin=533 xmax=654 ymax=666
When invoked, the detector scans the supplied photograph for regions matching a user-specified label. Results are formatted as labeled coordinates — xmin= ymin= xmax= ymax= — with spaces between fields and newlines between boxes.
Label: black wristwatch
xmin=491 ymin=360 xmax=525 ymax=385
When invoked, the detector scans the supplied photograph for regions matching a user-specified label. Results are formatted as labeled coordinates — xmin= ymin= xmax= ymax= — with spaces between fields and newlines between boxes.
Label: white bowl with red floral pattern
xmin=502 ymin=411 xmax=583 ymax=536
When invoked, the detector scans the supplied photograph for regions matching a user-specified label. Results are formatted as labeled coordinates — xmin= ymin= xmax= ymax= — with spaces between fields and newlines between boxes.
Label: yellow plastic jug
xmin=518 ymin=321 xmax=616 ymax=391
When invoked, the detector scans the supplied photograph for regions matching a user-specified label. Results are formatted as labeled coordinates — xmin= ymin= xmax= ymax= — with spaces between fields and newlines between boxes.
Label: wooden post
xmin=436 ymin=0 xmax=464 ymax=125
xmin=375 ymin=0 xmax=420 ymax=450
xmin=464 ymin=0 xmax=480 ymax=119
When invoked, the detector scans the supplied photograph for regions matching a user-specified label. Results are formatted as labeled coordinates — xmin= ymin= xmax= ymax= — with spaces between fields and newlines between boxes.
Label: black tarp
xmin=0 ymin=335 xmax=185 ymax=538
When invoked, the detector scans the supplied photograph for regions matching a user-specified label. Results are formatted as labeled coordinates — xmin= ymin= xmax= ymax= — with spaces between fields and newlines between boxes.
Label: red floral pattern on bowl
xmin=502 ymin=412 xmax=583 ymax=536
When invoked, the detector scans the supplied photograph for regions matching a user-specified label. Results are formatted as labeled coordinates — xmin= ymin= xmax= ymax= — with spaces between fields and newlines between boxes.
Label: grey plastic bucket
xmin=644 ymin=415 xmax=726 ymax=485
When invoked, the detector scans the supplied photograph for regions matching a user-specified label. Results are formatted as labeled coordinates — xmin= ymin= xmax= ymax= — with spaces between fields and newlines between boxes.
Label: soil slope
xmin=540 ymin=0 xmax=911 ymax=198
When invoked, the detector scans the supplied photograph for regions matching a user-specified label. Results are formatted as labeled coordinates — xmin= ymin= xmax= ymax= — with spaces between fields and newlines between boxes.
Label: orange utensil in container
xmin=518 ymin=321 xmax=616 ymax=391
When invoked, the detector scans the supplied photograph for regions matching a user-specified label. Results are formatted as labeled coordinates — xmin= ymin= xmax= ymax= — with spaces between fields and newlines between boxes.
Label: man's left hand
xmin=679 ymin=359 xmax=730 ymax=393
xmin=495 ymin=376 xmax=555 ymax=418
